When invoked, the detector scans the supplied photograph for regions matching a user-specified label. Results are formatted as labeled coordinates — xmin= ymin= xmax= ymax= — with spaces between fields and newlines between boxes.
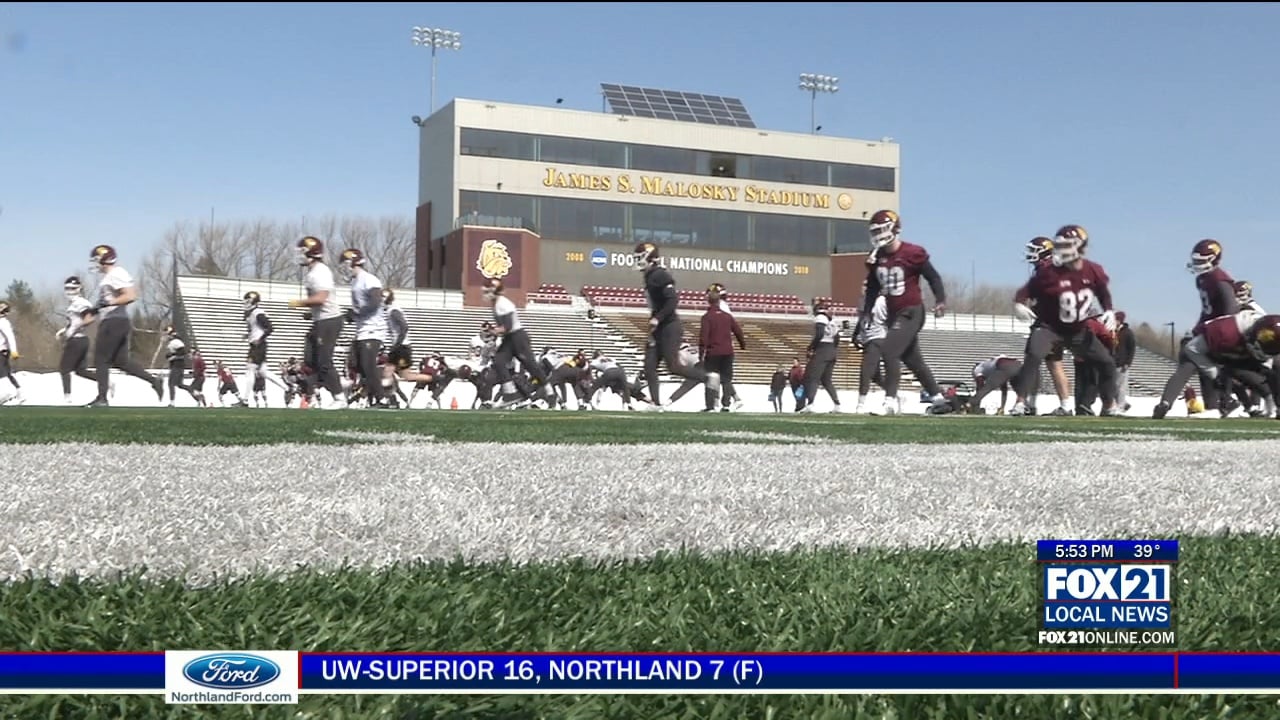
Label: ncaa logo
xmin=590 ymin=248 xmax=607 ymax=269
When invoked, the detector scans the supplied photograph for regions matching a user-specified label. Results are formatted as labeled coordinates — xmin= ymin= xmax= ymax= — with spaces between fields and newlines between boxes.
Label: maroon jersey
xmin=192 ymin=353 xmax=206 ymax=378
xmin=868 ymin=241 xmax=935 ymax=314
xmin=422 ymin=354 xmax=446 ymax=375
xmin=1019 ymin=260 xmax=1112 ymax=333
xmin=1200 ymin=313 xmax=1251 ymax=359
xmin=1195 ymin=268 xmax=1237 ymax=326
xmin=217 ymin=366 xmax=234 ymax=384
xmin=1084 ymin=318 xmax=1116 ymax=350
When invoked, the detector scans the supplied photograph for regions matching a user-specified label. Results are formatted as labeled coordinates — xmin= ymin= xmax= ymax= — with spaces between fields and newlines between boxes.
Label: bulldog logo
xmin=476 ymin=239 xmax=513 ymax=280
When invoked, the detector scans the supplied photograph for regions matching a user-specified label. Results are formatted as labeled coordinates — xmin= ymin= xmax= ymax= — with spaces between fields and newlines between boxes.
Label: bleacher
xmin=583 ymin=285 xmax=816 ymax=316
xmin=176 ymin=277 xmax=647 ymax=379
xmin=526 ymin=283 xmax=573 ymax=305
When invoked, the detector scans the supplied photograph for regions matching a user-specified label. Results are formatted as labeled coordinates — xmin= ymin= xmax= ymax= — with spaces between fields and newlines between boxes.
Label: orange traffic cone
xmin=300 ymin=396 xmax=310 ymax=409
xmin=450 ymin=396 xmax=459 ymax=410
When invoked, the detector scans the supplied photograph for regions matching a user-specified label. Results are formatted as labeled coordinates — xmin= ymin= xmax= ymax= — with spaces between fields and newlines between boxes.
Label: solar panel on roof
xmin=600 ymin=83 xmax=757 ymax=128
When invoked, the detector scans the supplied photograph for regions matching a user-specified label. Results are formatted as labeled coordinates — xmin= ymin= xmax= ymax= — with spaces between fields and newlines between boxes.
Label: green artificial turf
xmin=1 ymin=406 xmax=1277 ymax=445
xmin=3 ymin=537 xmax=1279 ymax=718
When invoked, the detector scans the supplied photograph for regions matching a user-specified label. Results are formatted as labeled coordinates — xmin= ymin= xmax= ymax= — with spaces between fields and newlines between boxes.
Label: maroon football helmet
xmin=1187 ymin=239 xmax=1223 ymax=276
xmin=1051 ymin=225 xmax=1089 ymax=266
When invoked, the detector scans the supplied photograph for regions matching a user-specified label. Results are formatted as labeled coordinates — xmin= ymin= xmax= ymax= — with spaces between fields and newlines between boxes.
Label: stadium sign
xmin=606 ymin=251 xmax=794 ymax=276
xmin=541 ymin=167 xmax=851 ymax=213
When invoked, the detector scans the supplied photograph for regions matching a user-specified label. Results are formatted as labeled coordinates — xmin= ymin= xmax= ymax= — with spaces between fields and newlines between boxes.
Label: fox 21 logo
xmin=1045 ymin=565 xmax=1171 ymax=602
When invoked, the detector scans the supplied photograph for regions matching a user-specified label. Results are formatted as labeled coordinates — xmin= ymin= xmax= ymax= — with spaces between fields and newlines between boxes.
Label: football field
xmin=3 ymin=407 xmax=1280 ymax=719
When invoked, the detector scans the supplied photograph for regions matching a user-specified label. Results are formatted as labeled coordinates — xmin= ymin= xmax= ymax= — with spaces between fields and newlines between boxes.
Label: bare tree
xmin=970 ymin=282 xmax=1021 ymax=315
xmin=376 ymin=215 xmax=416 ymax=289
xmin=339 ymin=215 xmax=378 ymax=253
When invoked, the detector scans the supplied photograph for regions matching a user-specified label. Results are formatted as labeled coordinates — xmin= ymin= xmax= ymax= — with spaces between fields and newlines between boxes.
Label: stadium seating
xmin=177 ymin=279 xmax=649 ymax=380
xmin=526 ymin=283 xmax=572 ymax=305
xmin=582 ymin=285 xmax=813 ymax=315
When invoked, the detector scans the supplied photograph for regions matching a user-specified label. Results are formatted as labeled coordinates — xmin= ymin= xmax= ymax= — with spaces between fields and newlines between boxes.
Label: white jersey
xmin=246 ymin=307 xmax=269 ymax=344
xmin=590 ymin=356 xmax=618 ymax=373
xmin=349 ymin=271 xmax=387 ymax=342
xmin=470 ymin=334 xmax=496 ymax=365
xmin=0 ymin=317 xmax=15 ymax=354
xmin=493 ymin=296 xmax=523 ymax=333
xmin=856 ymin=296 xmax=888 ymax=345
xmin=166 ymin=337 xmax=187 ymax=362
xmin=383 ymin=305 xmax=408 ymax=346
xmin=814 ymin=311 xmax=839 ymax=345
xmin=974 ymin=355 xmax=1014 ymax=379
xmin=678 ymin=343 xmax=699 ymax=367
xmin=305 ymin=262 xmax=340 ymax=321
xmin=63 ymin=296 xmax=93 ymax=338
xmin=541 ymin=349 xmax=565 ymax=370
xmin=95 ymin=266 xmax=134 ymax=320
xmin=1245 ymin=300 xmax=1267 ymax=315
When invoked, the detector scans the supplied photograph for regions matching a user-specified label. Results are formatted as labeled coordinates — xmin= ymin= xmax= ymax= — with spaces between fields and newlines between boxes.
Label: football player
xmin=586 ymin=351 xmax=639 ymax=410
xmin=0 ymin=301 xmax=20 ymax=406
xmin=288 ymin=236 xmax=347 ymax=409
xmin=705 ymin=282 xmax=742 ymax=409
xmin=1072 ymin=316 xmax=1116 ymax=415
xmin=81 ymin=244 xmax=165 ymax=407
xmin=968 ymin=355 xmax=1024 ymax=414
xmin=1153 ymin=240 xmax=1242 ymax=416
xmin=215 ymin=360 xmax=247 ymax=407
xmin=339 ymin=248 xmax=387 ymax=408
xmin=55 ymin=276 xmax=112 ymax=404
xmin=1154 ymin=311 xmax=1280 ymax=419
xmin=662 ymin=341 xmax=709 ymax=408
xmin=853 ymin=280 xmax=888 ymax=414
xmin=1012 ymin=236 xmax=1068 ymax=415
xmin=1236 ymin=281 xmax=1265 ymax=314
xmin=470 ymin=322 xmax=497 ymax=367
xmin=189 ymin=349 xmax=209 ymax=407
xmin=1181 ymin=239 xmax=1239 ymax=411
xmin=700 ymin=285 xmax=745 ymax=412
xmin=163 ymin=326 xmax=204 ymax=407
xmin=382 ymin=290 xmax=411 ymax=372
xmin=482 ymin=278 xmax=554 ymax=408
xmin=801 ymin=298 xmax=842 ymax=414
xmin=242 ymin=291 xmax=285 ymax=406
xmin=859 ymin=210 xmax=947 ymax=415
xmin=634 ymin=241 xmax=719 ymax=408
xmin=542 ymin=347 xmax=590 ymax=409
xmin=1009 ymin=225 xmax=1122 ymax=416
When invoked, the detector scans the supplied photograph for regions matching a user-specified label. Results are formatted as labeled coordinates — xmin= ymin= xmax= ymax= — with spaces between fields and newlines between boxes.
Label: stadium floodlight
xmin=411 ymin=26 xmax=463 ymax=113
xmin=798 ymin=73 xmax=839 ymax=134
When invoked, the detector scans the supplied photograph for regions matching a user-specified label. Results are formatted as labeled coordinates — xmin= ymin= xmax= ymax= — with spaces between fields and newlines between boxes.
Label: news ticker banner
xmin=4 ymin=651 xmax=1280 ymax=698
xmin=1038 ymin=539 xmax=1178 ymax=645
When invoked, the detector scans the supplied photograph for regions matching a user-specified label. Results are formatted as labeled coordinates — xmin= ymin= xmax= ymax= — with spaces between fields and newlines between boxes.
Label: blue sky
xmin=2 ymin=2 xmax=1277 ymax=329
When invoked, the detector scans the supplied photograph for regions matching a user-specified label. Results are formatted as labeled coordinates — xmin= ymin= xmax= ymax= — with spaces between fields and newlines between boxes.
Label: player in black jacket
xmin=634 ymin=242 xmax=719 ymax=408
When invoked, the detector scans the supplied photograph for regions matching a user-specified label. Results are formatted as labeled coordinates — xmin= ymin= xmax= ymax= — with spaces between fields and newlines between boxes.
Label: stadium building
xmin=412 ymin=83 xmax=897 ymax=310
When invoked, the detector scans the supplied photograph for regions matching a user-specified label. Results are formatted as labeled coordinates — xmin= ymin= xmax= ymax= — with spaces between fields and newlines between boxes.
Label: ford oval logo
xmin=182 ymin=653 xmax=280 ymax=690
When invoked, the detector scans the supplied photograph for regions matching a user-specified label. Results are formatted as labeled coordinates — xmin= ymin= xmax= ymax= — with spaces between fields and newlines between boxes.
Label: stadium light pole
xmin=1165 ymin=321 xmax=1176 ymax=358
xmin=798 ymin=73 xmax=839 ymax=134
xmin=412 ymin=26 xmax=463 ymax=114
